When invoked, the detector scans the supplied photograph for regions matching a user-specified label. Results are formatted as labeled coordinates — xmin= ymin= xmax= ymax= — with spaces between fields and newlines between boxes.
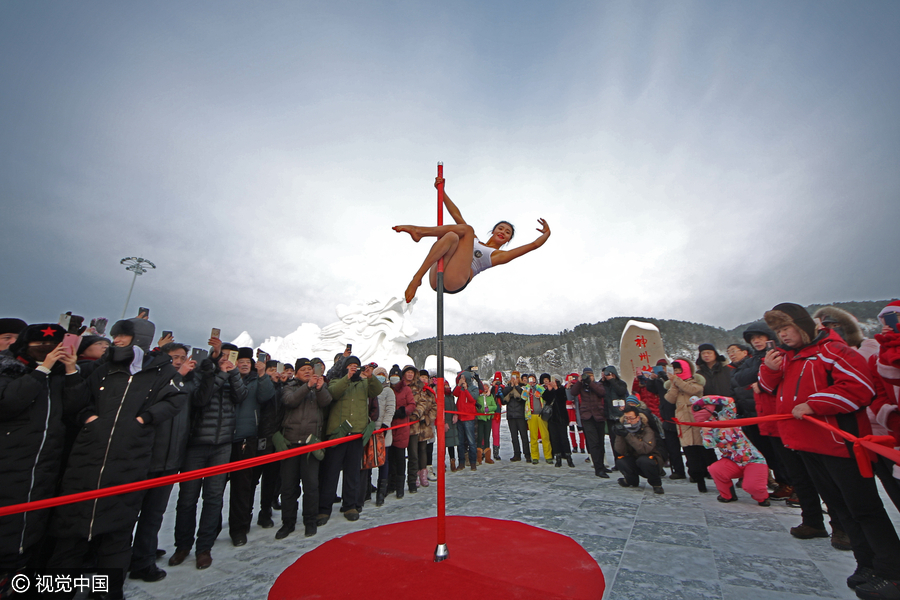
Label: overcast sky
xmin=1 ymin=1 xmax=898 ymax=350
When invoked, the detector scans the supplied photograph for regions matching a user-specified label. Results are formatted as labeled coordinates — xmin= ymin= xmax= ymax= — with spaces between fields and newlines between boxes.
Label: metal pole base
xmin=433 ymin=543 xmax=449 ymax=562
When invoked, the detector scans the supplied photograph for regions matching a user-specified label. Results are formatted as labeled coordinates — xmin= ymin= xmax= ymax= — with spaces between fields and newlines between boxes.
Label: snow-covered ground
xmin=123 ymin=425 xmax=898 ymax=599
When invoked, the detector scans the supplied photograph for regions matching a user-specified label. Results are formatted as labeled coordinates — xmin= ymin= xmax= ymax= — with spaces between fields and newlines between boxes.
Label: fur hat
xmin=0 ymin=318 xmax=27 ymax=336
xmin=11 ymin=323 xmax=66 ymax=353
xmin=221 ymin=342 xmax=238 ymax=353
xmin=109 ymin=319 xmax=135 ymax=339
xmin=813 ymin=306 xmax=864 ymax=348
xmin=237 ymin=347 xmax=254 ymax=361
xmin=510 ymin=370 xmax=521 ymax=378
xmin=698 ymin=343 xmax=717 ymax=354
xmin=265 ymin=360 xmax=279 ymax=369
xmin=764 ymin=303 xmax=817 ymax=346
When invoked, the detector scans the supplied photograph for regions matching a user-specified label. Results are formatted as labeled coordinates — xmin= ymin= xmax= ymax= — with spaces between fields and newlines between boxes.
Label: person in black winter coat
xmin=254 ymin=359 xmax=287 ymax=531
xmin=601 ymin=366 xmax=629 ymax=472
xmin=541 ymin=374 xmax=574 ymax=468
xmin=0 ymin=324 xmax=86 ymax=579
xmin=695 ymin=343 xmax=732 ymax=397
xmin=170 ymin=340 xmax=247 ymax=571
xmin=129 ymin=343 xmax=198 ymax=582
xmin=48 ymin=324 xmax=186 ymax=599
xmin=645 ymin=362 xmax=685 ymax=479
xmin=502 ymin=371 xmax=529 ymax=462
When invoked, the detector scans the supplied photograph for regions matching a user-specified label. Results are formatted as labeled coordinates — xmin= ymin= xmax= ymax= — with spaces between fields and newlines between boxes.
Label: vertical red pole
xmin=434 ymin=162 xmax=448 ymax=562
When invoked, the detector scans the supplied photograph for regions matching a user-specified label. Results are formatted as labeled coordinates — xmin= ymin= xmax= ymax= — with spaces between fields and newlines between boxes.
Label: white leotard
xmin=471 ymin=239 xmax=495 ymax=278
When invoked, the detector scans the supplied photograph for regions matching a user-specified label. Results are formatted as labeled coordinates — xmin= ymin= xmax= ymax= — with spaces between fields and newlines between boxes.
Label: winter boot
xmin=493 ymin=445 xmax=501 ymax=460
xmin=375 ymin=480 xmax=388 ymax=507
xmin=427 ymin=466 xmax=437 ymax=481
xmin=418 ymin=469 xmax=430 ymax=487
xmin=484 ymin=449 xmax=495 ymax=464
xmin=477 ymin=448 xmax=483 ymax=465
xmin=697 ymin=478 xmax=707 ymax=493
xmin=554 ymin=454 xmax=562 ymax=468
xmin=566 ymin=453 xmax=575 ymax=468
xmin=408 ymin=475 xmax=417 ymax=494
xmin=450 ymin=459 xmax=457 ymax=472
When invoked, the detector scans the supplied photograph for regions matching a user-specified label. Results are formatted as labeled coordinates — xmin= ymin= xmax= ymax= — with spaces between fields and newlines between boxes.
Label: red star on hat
xmin=41 ymin=326 xmax=57 ymax=338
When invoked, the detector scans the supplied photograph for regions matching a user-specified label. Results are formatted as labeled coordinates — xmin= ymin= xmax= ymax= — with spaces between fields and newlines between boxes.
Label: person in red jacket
xmin=759 ymin=302 xmax=900 ymax=599
xmin=453 ymin=374 xmax=478 ymax=471
xmin=388 ymin=365 xmax=417 ymax=499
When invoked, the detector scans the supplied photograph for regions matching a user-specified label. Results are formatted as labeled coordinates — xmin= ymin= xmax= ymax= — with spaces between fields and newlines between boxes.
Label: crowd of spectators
xmin=2 ymin=300 xmax=900 ymax=600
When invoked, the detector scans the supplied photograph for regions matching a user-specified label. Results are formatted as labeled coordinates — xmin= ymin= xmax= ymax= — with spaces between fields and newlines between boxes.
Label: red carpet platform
xmin=268 ymin=516 xmax=605 ymax=599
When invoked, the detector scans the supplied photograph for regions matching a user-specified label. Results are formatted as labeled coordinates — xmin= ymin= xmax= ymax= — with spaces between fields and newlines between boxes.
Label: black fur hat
xmin=109 ymin=319 xmax=135 ymax=339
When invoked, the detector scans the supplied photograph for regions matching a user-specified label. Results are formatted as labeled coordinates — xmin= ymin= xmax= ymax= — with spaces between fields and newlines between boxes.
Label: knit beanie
xmin=389 ymin=364 xmax=402 ymax=378
xmin=295 ymin=358 xmax=312 ymax=370
xmin=583 ymin=367 xmax=593 ymax=374
xmin=764 ymin=303 xmax=817 ymax=346
xmin=77 ymin=335 xmax=107 ymax=356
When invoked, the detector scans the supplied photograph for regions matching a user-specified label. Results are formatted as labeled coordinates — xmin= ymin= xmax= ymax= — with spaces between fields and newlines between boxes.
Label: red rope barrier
xmin=674 ymin=413 xmax=899 ymax=478
xmin=0 ymin=421 xmax=412 ymax=518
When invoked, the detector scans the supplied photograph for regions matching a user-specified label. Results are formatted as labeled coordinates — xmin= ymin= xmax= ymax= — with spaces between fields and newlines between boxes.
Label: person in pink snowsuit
xmin=691 ymin=395 xmax=771 ymax=506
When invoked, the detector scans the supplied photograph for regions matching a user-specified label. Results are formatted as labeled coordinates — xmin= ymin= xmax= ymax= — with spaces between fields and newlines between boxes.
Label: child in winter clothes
xmin=691 ymin=395 xmax=770 ymax=506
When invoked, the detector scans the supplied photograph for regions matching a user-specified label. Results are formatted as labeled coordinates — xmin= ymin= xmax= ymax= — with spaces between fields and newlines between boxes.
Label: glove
xmin=612 ymin=424 xmax=628 ymax=437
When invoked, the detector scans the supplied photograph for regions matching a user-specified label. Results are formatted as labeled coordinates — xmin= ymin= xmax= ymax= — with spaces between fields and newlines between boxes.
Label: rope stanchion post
xmin=434 ymin=162 xmax=449 ymax=562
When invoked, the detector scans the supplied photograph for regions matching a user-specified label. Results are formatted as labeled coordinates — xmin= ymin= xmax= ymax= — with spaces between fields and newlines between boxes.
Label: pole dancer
xmin=393 ymin=180 xmax=551 ymax=304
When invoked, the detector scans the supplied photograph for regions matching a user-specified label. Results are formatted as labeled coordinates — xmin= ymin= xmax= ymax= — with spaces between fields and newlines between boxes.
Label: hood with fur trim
xmin=813 ymin=306 xmax=864 ymax=348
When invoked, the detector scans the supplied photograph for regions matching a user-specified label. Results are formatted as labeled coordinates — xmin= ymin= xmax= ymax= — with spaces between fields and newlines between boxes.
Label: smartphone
xmin=61 ymin=333 xmax=80 ymax=354
xmin=314 ymin=363 xmax=324 ymax=377
xmin=139 ymin=307 xmax=150 ymax=318
xmin=345 ymin=343 xmax=352 ymax=352
xmin=58 ymin=313 xmax=71 ymax=331
xmin=227 ymin=350 xmax=239 ymax=365
xmin=191 ymin=348 xmax=208 ymax=362
xmin=67 ymin=315 xmax=84 ymax=333
xmin=276 ymin=362 xmax=285 ymax=374
xmin=211 ymin=328 xmax=221 ymax=340
xmin=162 ymin=330 xmax=173 ymax=339
xmin=884 ymin=312 xmax=900 ymax=334
xmin=765 ymin=340 xmax=776 ymax=351
xmin=665 ymin=365 xmax=674 ymax=377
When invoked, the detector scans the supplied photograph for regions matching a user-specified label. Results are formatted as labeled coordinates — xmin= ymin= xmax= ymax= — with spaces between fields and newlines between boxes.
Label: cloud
xmin=1 ymin=2 xmax=898 ymax=352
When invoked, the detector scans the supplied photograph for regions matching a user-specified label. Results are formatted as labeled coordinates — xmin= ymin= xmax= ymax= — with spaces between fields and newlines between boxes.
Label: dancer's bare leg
xmin=397 ymin=223 xmax=476 ymax=302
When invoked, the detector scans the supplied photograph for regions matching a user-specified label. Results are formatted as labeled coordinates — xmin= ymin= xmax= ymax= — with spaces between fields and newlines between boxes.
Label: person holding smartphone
xmin=760 ymin=302 xmax=900 ymax=597
xmin=47 ymin=322 xmax=186 ymax=597
xmin=0 ymin=324 xmax=86 ymax=580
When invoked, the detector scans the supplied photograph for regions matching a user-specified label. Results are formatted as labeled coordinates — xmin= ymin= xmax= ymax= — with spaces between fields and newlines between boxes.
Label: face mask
xmin=390 ymin=376 xmax=400 ymax=384
xmin=376 ymin=375 xmax=386 ymax=384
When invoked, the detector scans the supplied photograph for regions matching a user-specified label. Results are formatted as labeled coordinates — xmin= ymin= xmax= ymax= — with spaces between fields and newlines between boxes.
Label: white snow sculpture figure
xmin=259 ymin=323 xmax=323 ymax=365
xmin=311 ymin=296 xmax=418 ymax=366
xmin=424 ymin=355 xmax=461 ymax=384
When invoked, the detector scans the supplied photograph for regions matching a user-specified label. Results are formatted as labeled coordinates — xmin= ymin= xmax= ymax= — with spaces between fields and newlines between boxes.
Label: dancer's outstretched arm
xmin=435 ymin=177 xmax=466 ymax=225
xmin=491 ymin=219 xmax=551 ymax=266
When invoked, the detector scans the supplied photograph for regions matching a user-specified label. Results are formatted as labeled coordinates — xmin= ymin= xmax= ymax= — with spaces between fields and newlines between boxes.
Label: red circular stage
xmin=269 ymin=516 xmax=605 ymax=599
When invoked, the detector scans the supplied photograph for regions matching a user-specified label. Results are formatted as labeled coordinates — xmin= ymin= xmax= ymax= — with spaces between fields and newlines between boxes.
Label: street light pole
xmin=120 ymin=257 xmax=156 ymax=319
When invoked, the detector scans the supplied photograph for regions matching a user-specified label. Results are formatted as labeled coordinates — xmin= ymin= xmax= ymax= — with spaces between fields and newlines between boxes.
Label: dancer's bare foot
xmin=393 ymin=225 xmax=422 ymax=243
xmin=404 ymin=278 xmax=422 ymax=303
